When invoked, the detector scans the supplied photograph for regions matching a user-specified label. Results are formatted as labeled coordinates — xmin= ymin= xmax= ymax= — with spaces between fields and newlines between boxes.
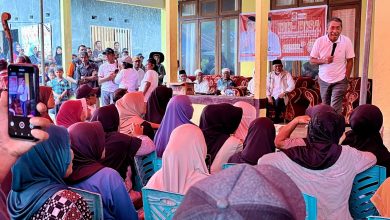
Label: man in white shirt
xmin=193 ymin=69 xmax=210 ymax=94
xmin=133 ymin=56 xmax=145 ymax=88
xmin=139 ymin=58 xmax=159 ymax=102
xmin=310 ymin=17 xmax=355 ymax=114
xmin=98 ymin=48 xmax=118 ymax=106
xmin=266 ymin=59 xmax=295 ymax=123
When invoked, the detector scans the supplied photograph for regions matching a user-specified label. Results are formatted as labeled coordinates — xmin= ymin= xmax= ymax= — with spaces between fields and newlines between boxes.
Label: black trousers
xmin=266 ymin=97 xmax=286 ymax=123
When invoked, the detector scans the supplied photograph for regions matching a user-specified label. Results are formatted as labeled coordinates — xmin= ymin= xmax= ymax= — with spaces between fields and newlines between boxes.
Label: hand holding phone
xmin=7 ymin=64 xmax=40 ymax=140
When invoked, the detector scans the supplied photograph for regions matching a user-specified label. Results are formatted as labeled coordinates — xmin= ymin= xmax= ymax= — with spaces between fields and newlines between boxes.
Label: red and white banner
xmin=270 ymin=5 xmax=327 ymax=61
xmin=239 ymin=5 xmax=327 ymax=62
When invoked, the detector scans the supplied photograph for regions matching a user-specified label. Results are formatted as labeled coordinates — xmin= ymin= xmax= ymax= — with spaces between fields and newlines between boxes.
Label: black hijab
xmin=342 ymin=104 xmax=390 ymax=176
xmin=282 ymin=105 xmax=345 ymax=170
xmin=90 ymin=104 xmax=142 ymax=179
xmin=199 ymin=103 xmax=242 ymax=165
xmin=229 ymin=118 xmax=276 ymax=165
xmin=145 ymin=86 xmax=173 ymax=124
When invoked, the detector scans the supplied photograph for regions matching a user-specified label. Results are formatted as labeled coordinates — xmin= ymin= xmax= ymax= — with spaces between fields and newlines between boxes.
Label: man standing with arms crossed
xmin=310 ymin=17 xmax=354 ymax=114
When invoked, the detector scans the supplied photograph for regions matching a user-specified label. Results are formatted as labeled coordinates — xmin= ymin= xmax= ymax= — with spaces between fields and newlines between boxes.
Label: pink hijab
xmin=233 ymin=101 xmax=257 ymax=141
xmin=56 ymin=100 xmax=84 ymax=128
xmin=146 ymin=124 xmax=209 ymax=194
xmin=115 ymin=92 xmax=145 ymax=135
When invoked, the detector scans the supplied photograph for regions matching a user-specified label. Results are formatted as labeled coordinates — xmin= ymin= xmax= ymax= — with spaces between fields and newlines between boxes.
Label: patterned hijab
xmin=56 ymin=100 xmax=84 ymax=128
xmin=90 ymin=104 xmax=142 ymax=179
xmin=145 ymin=86 xmax=173 ymax=124
xmin=229 ymin=117 xmax=276 ymax=165
xmin=39 ymin=86 xmax=54 ymax=123
xmin=199 ymin=103 xmax=242 ymax=166
xmin=8 ymin=125 xmax=71 ymax=219
xmin=154 ymin=95 xmax=194 ymax=157
xmin=66 ymin=122 xmax=106 ymax=183
xmin=116 ymin=92 xmax=145 ymax=135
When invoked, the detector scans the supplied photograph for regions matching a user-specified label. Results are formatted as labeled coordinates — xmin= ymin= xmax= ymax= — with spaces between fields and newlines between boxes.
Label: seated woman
xmin=67 ymin=122 xmax=138 ymax=220
xmin=342 ymin=104 xmax=390 ymax=176
xmin=174 ymin=164 xmax=306 ymax=220
xmin=199 ymin=103 xmax=242 ymax=173
xmin=8 ymin=125 xmax=92 ymax=219
xmin=38 ymin=86 xmax=55 ymax=123
xmin=233 ymin=101 xmax=257 ymax=142
xmin=146 ymin=124 xmax=209 ymax=194
xmin=144 ymin=86 xmax=173 ymax=124
xmin=258 ymin=105 xmax=376 ymax=220
xmin=154 ymin=95 xmax=194 ymax=157
xmin=116 ymin=92 xmax=157 ymax=140
xmin=229 ymin=117 xmax=276 ymax=165
xmin=56 ymin=100 xmax=86 ymax=128
xmin=90 ymin=104 xmax=143 ymax=179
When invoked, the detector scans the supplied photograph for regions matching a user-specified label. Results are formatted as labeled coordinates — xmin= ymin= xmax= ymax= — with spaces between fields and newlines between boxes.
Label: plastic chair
xmin=367 ymin=217 xmax=390 ymax=220
xmin=349 ymin=165 xmax=387 ymax=219
xmin=69 ymin=187 xmax=104 ymax=220
xmin=303 ymin=193 xmax=317 ymax=220
xmin=134 ymin=151 xmax=157 ymax=191
xmin=154 ymin=157 xmax=162 ymax=172
xmin=222 ymin=163 xmax=237 ymax=170
xmin=142 ymin=188 xmax=184 ymax=220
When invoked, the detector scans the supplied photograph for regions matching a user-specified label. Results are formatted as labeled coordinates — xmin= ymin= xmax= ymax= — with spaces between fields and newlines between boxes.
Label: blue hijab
xmin=154 ymin=95 xmax=194 ymax=157
xmin=8 ymin=125 xmax=71 ymax=219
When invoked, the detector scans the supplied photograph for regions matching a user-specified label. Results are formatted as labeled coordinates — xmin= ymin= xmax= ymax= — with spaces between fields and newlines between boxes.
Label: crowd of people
xmin=1 ymin=16 xmax=390 ymax=220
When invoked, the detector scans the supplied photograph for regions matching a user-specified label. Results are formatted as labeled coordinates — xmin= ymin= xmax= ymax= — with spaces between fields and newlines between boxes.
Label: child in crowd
xmin=51 ymin=67 xmax=70 ymax=114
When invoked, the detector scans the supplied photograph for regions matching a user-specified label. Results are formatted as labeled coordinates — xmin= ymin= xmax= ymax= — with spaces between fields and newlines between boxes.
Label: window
xmin=179 ymin=0 xmax=241 ymax=75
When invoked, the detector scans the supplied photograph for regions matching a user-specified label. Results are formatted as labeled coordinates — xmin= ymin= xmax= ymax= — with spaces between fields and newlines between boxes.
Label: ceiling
xmin=97 ymin=0 xmax=165 ymax=9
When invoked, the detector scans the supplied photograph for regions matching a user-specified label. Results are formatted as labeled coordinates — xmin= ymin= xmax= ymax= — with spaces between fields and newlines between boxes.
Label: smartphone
xmin=8 ymin=64 xmax=40 ymax=140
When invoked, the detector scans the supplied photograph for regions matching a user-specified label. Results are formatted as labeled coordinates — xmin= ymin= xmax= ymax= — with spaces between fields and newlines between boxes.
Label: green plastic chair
xmin=142 ymin=188 xmax=184 ymax=220
xmin=349 ymin=165 xmax=387 ymax=219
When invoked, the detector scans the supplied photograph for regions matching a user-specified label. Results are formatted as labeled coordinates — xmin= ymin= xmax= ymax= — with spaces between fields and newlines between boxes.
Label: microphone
xmin=331 ymin=43 xmax=337 ymax=56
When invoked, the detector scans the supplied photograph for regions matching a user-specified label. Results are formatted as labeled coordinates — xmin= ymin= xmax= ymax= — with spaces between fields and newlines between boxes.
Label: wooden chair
xmin=69 ymin=187 xmax=103 ymax=220
xmin=349 ymin=165 xmax=387 ymax=219
xmin=142 ymin=188 xmax=184 ymax=220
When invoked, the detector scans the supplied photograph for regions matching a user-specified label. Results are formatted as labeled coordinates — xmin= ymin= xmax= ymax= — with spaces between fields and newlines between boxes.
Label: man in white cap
xmin=217 ymin=68 xmax=235 ymax=92
xmin=193 ymin=69 xmax=209 ymax=94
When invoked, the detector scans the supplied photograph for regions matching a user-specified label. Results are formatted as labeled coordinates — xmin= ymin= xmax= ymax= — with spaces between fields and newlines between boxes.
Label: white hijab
xmin=146 ymin=124 xmax=209 ymax=194
xmin=233 ymin=101 xmax=257 ymax=141
xmin=116 ymin=92 xmax=145 ymax=135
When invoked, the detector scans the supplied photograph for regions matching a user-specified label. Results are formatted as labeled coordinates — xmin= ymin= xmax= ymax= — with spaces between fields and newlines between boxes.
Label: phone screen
xmin=8 ymin=64 xmax=39 ymax=140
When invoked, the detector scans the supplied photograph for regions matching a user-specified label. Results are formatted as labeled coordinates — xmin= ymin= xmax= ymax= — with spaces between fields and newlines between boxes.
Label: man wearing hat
xmin=98 ymin=48 xmax=119 ymax=106
xmin=150 ymin=52 xmax=166 ymax=85
xmin=133 ymin=56 xmax=145 ymax=87
xmin=266 ymin=59 xmax=295 ymax=123
xmin=76 ymin=84 xmax=99 ymax=119
xmin=136 ymin=53 xmax=146 ymax=72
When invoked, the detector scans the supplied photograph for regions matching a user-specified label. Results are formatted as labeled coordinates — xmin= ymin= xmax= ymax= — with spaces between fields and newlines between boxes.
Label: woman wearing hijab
xmin=7 ymin=125 xmax=92 ymax=220
xmin=258 ymin=104 xmax=376 ymax=220
xmin=233 ymin=101 xmax=257 ymax=142
xmin=199 ymin=103 xmax=242 ymax=172
xmin=38 ymin=86 xmax=55 ymax=123
xmin=116 ymin=92 xmax=156 ymax=140
xmin=67 ymin=122 xmax=138 ymax=220
xmin=54 ymin=46 xmax=63 ymax=66
xmin=342 ymin=104 xmax=390 ymax=176
xmin=90 ymin=104 xmax=142 ymax=179
xmin=56 ymin=100 xmax=86 ymax=128
xmin=229 ymin=117 xmax=276 ymax=165
xmin=144 ymin=86 xmax=173 ymax=124
xmin=154 ymin=95 xmax=194 ymax=157
xmin=146 ymin=124 xmax=209 ymax=194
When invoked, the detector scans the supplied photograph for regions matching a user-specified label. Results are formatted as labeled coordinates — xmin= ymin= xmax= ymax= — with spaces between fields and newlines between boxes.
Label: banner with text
xmin=269 ymin=5 xmax=327 ymax=61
